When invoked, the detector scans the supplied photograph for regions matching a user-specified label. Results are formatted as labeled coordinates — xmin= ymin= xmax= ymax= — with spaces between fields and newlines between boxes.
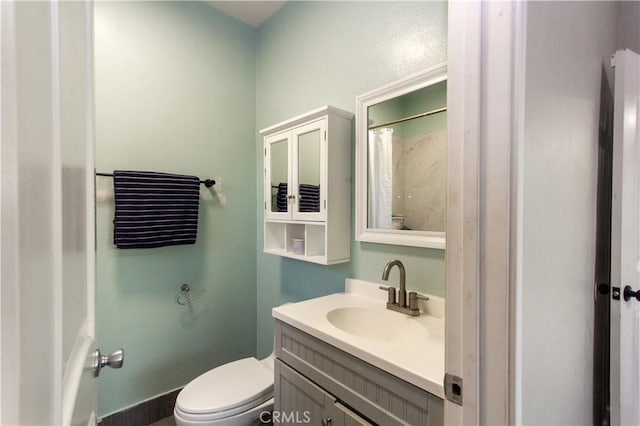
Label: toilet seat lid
xmin=176 ymin=357 xmax=274 ymax=415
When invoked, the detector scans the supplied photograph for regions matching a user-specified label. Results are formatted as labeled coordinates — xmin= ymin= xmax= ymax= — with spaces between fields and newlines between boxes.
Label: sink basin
xmin=272 ymin=281 xmax=446 ymax=399
xmin=326 ymin=306 xmax=429 ymax=343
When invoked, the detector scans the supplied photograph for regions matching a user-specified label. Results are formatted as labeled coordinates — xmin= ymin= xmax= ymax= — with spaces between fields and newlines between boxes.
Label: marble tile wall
xmin=392 ymin=130 xmax=447 ymax=232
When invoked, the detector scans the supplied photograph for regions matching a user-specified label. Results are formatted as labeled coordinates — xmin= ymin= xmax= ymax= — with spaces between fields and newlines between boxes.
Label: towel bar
xmin=96 ymin=172 xmax=215 ymax=188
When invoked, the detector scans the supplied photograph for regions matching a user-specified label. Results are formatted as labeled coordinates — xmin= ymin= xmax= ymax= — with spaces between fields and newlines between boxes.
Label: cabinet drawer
xmin=275 ymin=321 xmax=443 ymax=426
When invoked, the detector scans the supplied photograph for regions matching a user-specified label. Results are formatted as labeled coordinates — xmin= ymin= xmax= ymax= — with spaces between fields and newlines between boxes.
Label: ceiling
xmin=206 ymin=1 xmax=286 ymax=28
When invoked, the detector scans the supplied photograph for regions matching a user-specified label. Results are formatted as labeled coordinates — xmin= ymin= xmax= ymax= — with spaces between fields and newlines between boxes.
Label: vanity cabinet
xmin=274 ymin=320 xmax=444 ymax=426
xmin=260 ymin=106 xmax=353 ymax=265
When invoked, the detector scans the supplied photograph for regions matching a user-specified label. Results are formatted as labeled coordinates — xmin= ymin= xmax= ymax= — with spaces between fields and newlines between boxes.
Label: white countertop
xmin=272 ymin=279 xmax=445 ymax=399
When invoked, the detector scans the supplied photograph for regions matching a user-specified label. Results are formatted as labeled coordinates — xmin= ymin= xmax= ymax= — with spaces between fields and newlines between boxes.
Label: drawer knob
xmin=321 ymin=417 xmax=332 ymax=426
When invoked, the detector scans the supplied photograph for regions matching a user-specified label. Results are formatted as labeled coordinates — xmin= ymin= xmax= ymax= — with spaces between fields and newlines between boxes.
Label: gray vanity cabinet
xmin=274 ymin=320 xmax=444 ymax=426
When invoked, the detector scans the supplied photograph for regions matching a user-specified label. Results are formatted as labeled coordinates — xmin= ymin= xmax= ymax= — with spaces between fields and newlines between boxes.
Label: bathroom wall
xmin=255 ymin=1 xmax=448 ymax=356
xmin=94 ymin=2 xmax=257 ymax=417
xmin=519 ymin=2 xmax=618 ymax=424
xmin=617 ymin=1 xmax=640 ymax=54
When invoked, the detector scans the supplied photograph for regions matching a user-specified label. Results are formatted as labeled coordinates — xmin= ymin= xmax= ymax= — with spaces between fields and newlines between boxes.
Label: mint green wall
xmin=255 ymin=1 xmax=448 ymax=356
xmin=94 ymin=2 xmax=256 ymax=417
xmin=94 ymin=0 xmax=449 ymax=412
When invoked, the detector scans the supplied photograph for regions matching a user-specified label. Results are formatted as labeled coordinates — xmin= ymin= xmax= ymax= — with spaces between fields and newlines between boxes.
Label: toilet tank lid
xmin=176 ymin=357 xmax=274 ymax=415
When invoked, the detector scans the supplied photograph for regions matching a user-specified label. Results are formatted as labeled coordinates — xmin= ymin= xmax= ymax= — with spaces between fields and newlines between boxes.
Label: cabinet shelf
xmin=264 ymin=221 xmax=349 ymax=265
xmin=263 ymin=249 xmax=345 ymax=265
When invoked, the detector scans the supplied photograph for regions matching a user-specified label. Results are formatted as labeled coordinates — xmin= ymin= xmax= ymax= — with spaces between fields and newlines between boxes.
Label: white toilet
xmin=173 ymin=353 xmax=275 ymax=426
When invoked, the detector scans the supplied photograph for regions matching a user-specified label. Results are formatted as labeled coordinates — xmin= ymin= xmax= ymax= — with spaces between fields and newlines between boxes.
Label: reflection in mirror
xmin=367 ymin=81 xmax=447 ymax=232
xmin=270 ymin=138 xmax=288 ymax=213
xmin=297 ymin=129 xmax=321 ymax=213
xmin=355 ymin=63 xmax=447 ymax=249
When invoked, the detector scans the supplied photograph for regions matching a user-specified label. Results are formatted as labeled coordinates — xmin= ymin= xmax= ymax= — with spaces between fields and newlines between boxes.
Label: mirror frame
xmin=355 ymin=62 xmax=447 ymax=249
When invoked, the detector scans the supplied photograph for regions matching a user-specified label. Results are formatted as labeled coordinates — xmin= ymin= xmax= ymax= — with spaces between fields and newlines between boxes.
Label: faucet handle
xmin=408 ymin=292 xmax=430 ymax=311
xmin=379 ymin=286 xmax=396 ymax=305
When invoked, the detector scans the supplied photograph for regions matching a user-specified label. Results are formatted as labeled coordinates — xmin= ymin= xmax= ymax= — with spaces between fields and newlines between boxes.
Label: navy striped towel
xmin=298 ymin=184 xmax=320 ymax=212
xmin=276 ymin=182 xmax=288 ymax=212
xmin=113 ymin=170 xmax=200 ymax=249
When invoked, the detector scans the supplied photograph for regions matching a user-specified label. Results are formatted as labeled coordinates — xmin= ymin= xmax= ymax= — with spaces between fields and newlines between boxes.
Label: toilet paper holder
xmin=176 ymin=283 xmax=205 ymax=306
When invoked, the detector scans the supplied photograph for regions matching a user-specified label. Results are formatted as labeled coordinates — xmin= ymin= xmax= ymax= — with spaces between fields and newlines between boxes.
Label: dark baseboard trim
xmin=99 ymin=388 xmax=181 ymax=426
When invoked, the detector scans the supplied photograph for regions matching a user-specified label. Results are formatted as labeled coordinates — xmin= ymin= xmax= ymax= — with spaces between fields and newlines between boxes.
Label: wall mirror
xmin=355 ymin=63 xmax=447 ymax=249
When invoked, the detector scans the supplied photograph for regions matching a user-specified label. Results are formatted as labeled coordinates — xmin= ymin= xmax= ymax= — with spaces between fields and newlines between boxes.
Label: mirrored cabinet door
xmin=265 ymin=130 xmax=291 ymax=220
xmin=292 ymin=119 xmax=326 ymax=221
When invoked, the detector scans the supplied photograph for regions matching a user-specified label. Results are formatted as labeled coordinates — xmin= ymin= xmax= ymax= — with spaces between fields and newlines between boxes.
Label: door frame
xmin=446 ymin=1 xmax=526 ymax=424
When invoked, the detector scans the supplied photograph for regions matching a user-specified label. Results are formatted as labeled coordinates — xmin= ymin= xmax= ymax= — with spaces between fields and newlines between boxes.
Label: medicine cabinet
xmin=260 ymin=106 xmax=353 ymax=265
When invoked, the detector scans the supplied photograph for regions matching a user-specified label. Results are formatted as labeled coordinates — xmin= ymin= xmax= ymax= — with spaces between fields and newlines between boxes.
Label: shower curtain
xmin=368 ymin=128 xmax=393 ymax=229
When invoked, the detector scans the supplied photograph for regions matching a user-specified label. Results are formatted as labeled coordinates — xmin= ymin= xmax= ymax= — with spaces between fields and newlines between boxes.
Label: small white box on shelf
xmin=291 ymin=238 xmax=305 ymax=255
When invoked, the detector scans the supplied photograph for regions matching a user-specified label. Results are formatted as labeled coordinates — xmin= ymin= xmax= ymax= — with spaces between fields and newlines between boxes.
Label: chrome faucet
xmin=382 ymin=259 xmax=407 ymax=307
xmin=380 ymin=259 xmax=428 ymax=316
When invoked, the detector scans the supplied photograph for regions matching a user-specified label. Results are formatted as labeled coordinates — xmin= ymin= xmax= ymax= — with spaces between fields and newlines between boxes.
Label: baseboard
xmin=98 ymin=388 xmax=181 ymax=426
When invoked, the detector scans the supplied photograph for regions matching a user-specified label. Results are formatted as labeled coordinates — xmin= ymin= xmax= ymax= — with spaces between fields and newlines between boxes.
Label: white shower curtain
xmin=368 ymin=128 xmax=393 ymax=229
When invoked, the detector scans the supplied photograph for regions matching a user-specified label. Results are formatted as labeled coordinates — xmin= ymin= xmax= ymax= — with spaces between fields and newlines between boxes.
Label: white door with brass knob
xmin=0 ymin=1 xmax=115 ymax=425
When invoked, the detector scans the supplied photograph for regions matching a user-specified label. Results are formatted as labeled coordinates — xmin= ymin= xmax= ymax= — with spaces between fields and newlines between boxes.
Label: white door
xmin=610 ymin=48 xmax=640 ymax=426
xmin=0 ymin=1 xmax=106 ymax=424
